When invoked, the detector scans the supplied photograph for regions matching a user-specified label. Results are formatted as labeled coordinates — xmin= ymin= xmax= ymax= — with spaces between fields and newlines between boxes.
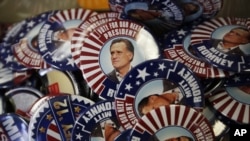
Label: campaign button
xmin=71 ymin=99 xmax=124 ymax=141
xmin=28 ymin=94 xmax=94 ymax=141
xmin=163 ymin=25 xmax=233 ymax=79
xmin=128 ymin=105 xmax=215 ymax=141
xmin=190 ymin=17 xmax=250 ymax=73
xmin=71 ymin=11 xmax=120 ymax=69
xmin=115 ymin=58 xmax=204 ymax=130
xmin=0 ymin=113 xmax=29 ymax=141
xmin=37 ymin=8 xmax=97 ymax=71
xmin=208 ymin=86 xmax=250 ymax=124
xmin=109 ymin=0 xmax=184 ymax=37
xmin=79 ymin=19 xmax=160 ymax=100
xmin=11 ymin=10 xmax=57 ymax=69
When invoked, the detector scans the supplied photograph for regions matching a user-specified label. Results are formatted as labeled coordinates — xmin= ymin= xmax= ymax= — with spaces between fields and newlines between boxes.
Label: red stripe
xmin=80 ymin=59 xmax=97 ymax=66
xmin=84 ymin=65 xmax=100 ymax=74
xmin=174 ymin=106 xmax=180 ymax=125
xmin=237 ymin=104 xmax=246 ymax=123
xmin=210 ymin=92 xmax=228 ymax=104
xmin=227 ymin=101 xmax=239 ymax=118
xmin=180 ymin=106 xmax=191 ymax=127
xmin=81 ymin=51 xmax=99 ymax=57
xmin=138 ymin=115 xmax=154 ymax=135
xmin=155 ymin=106 xmax=164 ymax=126
xmin=217 ymin=97 xmax=233 ymax=112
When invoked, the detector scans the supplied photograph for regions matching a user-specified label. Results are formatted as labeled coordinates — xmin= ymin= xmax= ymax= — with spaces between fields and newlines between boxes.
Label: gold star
xmin=74 ymin=106 xmax=81 ymax=113
xmin=39 ymin=127 xmax=45 ymax=133
xmin=46 ymin=114 xmax=53 ymax=121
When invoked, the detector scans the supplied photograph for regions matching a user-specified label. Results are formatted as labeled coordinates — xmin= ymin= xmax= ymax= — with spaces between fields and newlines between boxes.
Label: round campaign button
xmin=5 ymin=86 xmax=44 ymax=117
xmin=71 ymin=99 xmax=124 ymax=141
xmin=28 ymin=94 xmax=95 ymax=141
xmin=163 ymin=25 xmax=232 ymax=79
xmin=71 ymin=11 xmax=120 ymax=69
xmin=37 ymin=8 xmax=97 ymax=71
xmin=115 ymin=58 xmax=204 ymax=130
xmin=12 ymin=10 xmax=57 ymax=69
xmin=197 ymin=0 xmax=223 ymax=19
xmin=109 ymin=0 xmax=184 ymax=36
xmin=0 ymin=113 xmax=29 ymax=141
xmin=79 ymin=19 xmax=160 ymax=100
xmin=208 ymin=86 xmax=250 ymax=124
xmin=0 ymin=21 xmax=28 ymax=71
xmin=190 ymin=17 xmax=250 ymax=73
xmin=128 ymin=105 xmax=215 ymax=141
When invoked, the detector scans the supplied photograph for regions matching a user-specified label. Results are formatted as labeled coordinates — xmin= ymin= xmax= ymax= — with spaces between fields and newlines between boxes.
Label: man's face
xmin=110 ymin=42 xmax=133 ymax=70
xmin=141 ymin=95 xmax=171 ymax=115
xmin=56 ymin=28 xmax=76 ymax=41
xmin=165 ymin=136 xmax=191 ymax=141
xmin=223 ymin=28 xmax=250 ymax=45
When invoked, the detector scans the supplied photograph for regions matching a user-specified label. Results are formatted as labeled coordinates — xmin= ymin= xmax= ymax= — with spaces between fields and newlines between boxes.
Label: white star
xmin=136 ymin=67 xmax=150 ymax=81
xmin=233 ymin=76 xmax=240 ymax=82
xmin=52 ymin=56 xmax=59 ymax=62
xmin=27 ymin=20 xmax=35 ymax=27
xmin=177 ymin=29 xmax=186 ymax=36
xmin=5 ymin=55 xmax=12 ymax=63
xmin=154 ymin=72 xmax=159 ymax=77
xmin=171 ymin=38 xmax=177 ymax=43
xmin=75 ymin=133 xmax=82 ymax=140
xmin=125 ymin=83 xmax=132 ymax=91
xmin=158 ymin=63 xmax=166 ymax=71
xmin=66 ymin=58 xmax=75 ymax=67
xmin=136 ymin=81 xmax=140 ymax=86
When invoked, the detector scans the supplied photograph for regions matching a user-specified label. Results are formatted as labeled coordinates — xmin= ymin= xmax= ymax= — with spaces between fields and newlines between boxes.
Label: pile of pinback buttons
xmin=0 ymin=0 xmax=249 ymax=140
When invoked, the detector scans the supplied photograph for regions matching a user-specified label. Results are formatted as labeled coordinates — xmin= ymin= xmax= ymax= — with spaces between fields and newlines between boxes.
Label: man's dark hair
xmin=232 ymin=27 xmax=250 ymax=42
xmin=138 ymin=94 xmax=159 ymax=116
xmin=110 ymin=38 xmax=135 ymax=61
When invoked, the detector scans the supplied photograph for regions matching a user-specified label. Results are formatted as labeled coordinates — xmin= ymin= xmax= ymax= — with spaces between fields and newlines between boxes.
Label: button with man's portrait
xmin=79 ymin=19 xmax=160 ymax=100
xmin=71 ymin=99 xmax=124 ymax=141
xmin=163 ymin=25 xmax=233 ymax=79
xmin=114 ymin=58 xmax=204 ymax=130
xmin=12 ymin=10 xmax=58 ymax=70
xmin=37 ymin=8 xmax=97 ymax=71
xmin=109 ymin=0 xmax=184 ymax=37
xmin=190 ymin=17 xmax=250 ymax=73
xmin=28 ymin=94 xmax=94 ymax=141
xmin=128 ymin=105 xmax=215 ymax=141
xmin=208 ymin=86 xmax=250 ymax=124
xmin=71 ymin=11 xmax=120 ymax=69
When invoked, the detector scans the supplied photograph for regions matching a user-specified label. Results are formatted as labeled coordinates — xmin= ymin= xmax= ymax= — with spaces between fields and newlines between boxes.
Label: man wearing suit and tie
xmin=107 ymin=38 xmax=134 ymax=83
xmin=212 ymin=27 xmax=250 ymax=55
